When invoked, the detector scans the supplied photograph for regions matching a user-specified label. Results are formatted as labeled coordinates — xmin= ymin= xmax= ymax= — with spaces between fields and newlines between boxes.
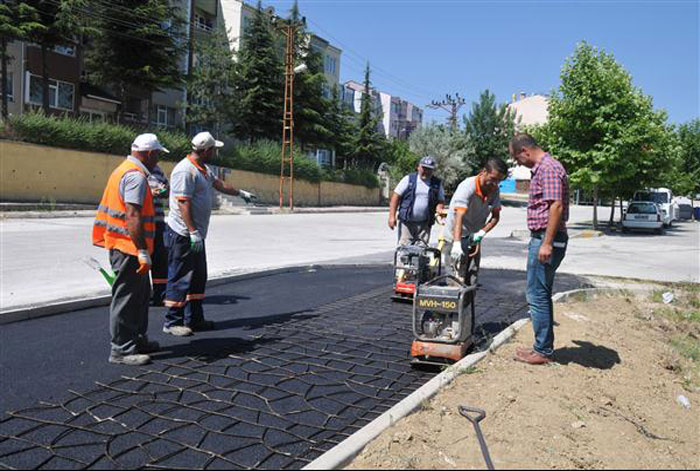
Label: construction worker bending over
xmin=388 ymin=156 xmax=445 ymax=246
xmin=163 ymin=132 xmax=256 ymax=337
xmin=93 ymin=133 xmax=169 ymax=366
xmin=443 ymin=157 xmax=507 ymax=278
xmin=147 ymin=164 xmax=169 ymax=306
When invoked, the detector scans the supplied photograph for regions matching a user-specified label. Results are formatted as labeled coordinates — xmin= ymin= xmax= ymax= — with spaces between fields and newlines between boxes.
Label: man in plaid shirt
xmin=509 ymin=133 xmax=569 ymax=365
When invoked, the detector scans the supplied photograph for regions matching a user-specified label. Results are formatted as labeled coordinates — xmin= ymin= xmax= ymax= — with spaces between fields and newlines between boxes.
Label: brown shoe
xmin=516 ymin=346 xmax=532 ymax=354
xmin=514 ymin=349 xmax=552 ymax=365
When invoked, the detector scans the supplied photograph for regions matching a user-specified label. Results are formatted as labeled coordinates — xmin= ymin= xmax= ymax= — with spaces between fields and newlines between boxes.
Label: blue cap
xmin=419 ymin=156 xmax=436 ymax=169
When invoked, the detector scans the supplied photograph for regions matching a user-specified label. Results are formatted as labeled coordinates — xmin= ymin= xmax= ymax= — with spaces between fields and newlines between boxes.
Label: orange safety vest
xmin=92 ymin=159 xmax=155 ymax=256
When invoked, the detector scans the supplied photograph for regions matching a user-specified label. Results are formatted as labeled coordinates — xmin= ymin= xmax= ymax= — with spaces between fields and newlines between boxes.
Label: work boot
xmin=514 ymin=349 xmax=552 ymax=365
xmin=188 ymin=319 xmax=215 ymax=332
xmin=162 ymin=325 xmax=193 ymax=337
xmin=138 ymin=340 xmax=160 ymax=354
xmin=109 ymin=353 xmax=151 ymax=366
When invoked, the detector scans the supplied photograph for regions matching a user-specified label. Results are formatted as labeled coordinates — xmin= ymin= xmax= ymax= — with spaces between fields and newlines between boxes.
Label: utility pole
xmin=427 ymin=93 xmax=466 ymax=131
xmin=280 ymin=22 xmax=296 ymax=210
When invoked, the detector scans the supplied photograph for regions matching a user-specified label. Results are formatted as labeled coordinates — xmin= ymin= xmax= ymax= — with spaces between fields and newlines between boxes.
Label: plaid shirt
xmin=527 ymin=153 xmax=569 ymax=232
xmin=147 ymin=164 xmax=169 ymax=224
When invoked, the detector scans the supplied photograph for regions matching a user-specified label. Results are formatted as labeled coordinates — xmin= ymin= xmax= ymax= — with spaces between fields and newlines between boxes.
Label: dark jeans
xmin=109 ymin=249 xmax=150 ymax=356
xmin=164 ymin=227 xmax=208 ymax=328
xmin=527 ymin=232 xmax=568 ymax=357
xmin=151 ymin=222 xmax=168 ymax=305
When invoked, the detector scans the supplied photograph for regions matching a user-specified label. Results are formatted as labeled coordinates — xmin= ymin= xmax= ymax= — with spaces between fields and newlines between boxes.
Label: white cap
xmin=131 ymin=133 xmax=169 ymax=153
xmin=192 ymin=131 xmax=224 ymax=151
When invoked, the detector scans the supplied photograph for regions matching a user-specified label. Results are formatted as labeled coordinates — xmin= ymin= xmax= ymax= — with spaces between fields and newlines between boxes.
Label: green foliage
xmin=7 ymin=110 xmax=191 ymax=157
xmin=670 ymin=119 xmax=700 ymax=197
xmin=463 ymin=89 xmax=518 ymax=166
xmin=85 ymin=0 xmax=186 ymax=119
xmin=185 ymin=25 xmax=237 ymax=135
xmin=232 ymin=1 xmax=283 ymax=141
xmin=384 ymin=138 xmax=419 ymax=183
xmin=326 ymin=83 xmax=358 ymax=167
xmin=5 ymin=112 xmax=378 ymax=187
xmin=545 ymin=42 xmax=673 ymax=202
xmin=288 ymin=1 xmax=332 ymax=149
xmin=351 ymin=63 xmax=386 ymax=169
xmin=408 ymin=123 xmax=474 ymax=192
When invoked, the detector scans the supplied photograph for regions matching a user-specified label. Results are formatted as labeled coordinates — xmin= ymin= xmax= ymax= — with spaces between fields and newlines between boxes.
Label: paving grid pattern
xmin=0 ymin=271 xmax=580 ymax=470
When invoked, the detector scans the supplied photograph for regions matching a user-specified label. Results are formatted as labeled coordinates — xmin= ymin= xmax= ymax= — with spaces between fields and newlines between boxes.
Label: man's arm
xmin=453 ymin=207 xmax=466 ymax=241
xmin=125 ymin=203 xmax=148 ymax=250
xmin=538 ymin=201 xmax=563 ymax=263
xmin=176 ymin=199 xmax=198 ymax=233
xmin=213 ymin=178 xmax=242 ymax=197
xmin=388 ymin=193 xmax=400 ymax=229
xmin=482 ymin=207 xmax=501 ymax=234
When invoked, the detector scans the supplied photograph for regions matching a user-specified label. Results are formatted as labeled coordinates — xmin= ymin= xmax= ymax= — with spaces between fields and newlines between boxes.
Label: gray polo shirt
xmin=119 ymin=156 xmax=150 ymax=207
xmin=394 ymin=174 xmax=446 ymax=222
xmin=444 ymin=176 xmax=501 ymax=241
xmin=168 ymin=156 xmax=217 ymax=238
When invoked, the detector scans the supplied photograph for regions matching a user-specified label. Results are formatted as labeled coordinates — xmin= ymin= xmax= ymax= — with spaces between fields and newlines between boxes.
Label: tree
xmin=544 ymin=41 xmax=672 ymax=229
xmin=185 ymin=25 xmax=236 ymax=136
xmin=85 ymin=0 xmax=185 ymax=123
xmin=463 ymin=89 xmax=518 ymax=167
xmin=287 ymin=0 xmax=331 ymax=150
xmin=408 ymin=123 xmax=473 ymax=192
xmin=671 ymin=119 xmax=700 ymax=198
xmin=231 ymin=1 xmax=283 ymax=141
xmin=351 ymin=62 xmax=386 ymax=169
xmin=326 ymin=83 xmax=357 ymax=168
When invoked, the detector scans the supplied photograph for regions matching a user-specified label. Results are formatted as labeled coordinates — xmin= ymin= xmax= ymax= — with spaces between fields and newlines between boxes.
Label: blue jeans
xmin=527 ymin=233 xmax=567 ymax=357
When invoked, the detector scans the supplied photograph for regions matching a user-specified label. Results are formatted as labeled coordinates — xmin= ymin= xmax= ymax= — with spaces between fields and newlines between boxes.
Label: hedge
xmin=2 ymin=112 xmax=378 ymax=188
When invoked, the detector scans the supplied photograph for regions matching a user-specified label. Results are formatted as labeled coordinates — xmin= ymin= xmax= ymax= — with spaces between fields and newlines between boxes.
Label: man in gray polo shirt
xmin=163 ymin=131 xmax=256 ymax=337
xmin=443 ymin=157 xmax=507 ymax=276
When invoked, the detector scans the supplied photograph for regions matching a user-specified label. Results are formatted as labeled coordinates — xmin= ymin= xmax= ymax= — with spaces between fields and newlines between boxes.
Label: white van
xmin=632 ymin=188 xmax=679 ymax=227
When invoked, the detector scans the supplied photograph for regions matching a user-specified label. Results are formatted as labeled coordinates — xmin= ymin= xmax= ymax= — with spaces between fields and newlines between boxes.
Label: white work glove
xmin=450 ymin=241 xmax=464 ymax=260
xmin=136 ymin=249 xmax=152 ymax=275
xmin=473 ymin=229 xmax=487 ymax=243
xmin=239 ymin=190 xmax=256 ymax=204
xmin=189 ymin=230 xmax=204 ymax=253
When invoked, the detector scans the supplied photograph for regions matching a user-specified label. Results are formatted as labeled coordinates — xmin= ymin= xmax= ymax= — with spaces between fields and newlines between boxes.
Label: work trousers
xmin=527 ymin=232 xmax=568 ymax=357
xmin=109 ymin=249 xmax=151 ymax=356
xmin=164 ymin=227 xmax=208 ymax=328
xmin=150 ymin=222 xmax=168 ymax=305
xmin=398 ymin=220 xmax=432 ymax=246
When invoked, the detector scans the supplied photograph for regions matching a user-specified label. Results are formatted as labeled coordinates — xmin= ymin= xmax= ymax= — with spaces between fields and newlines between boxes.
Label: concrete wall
xmin=0 ymin=140 xmax=381 ymax=206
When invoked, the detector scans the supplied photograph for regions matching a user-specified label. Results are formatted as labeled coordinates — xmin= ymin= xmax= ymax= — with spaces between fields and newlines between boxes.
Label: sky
xmin=261 ymin=0 xmax=698 ymax=126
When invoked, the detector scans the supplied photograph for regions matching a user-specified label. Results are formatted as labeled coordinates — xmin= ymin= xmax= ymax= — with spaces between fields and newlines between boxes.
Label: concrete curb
xmin=0 ymin=262 xmax=391 ymax=325
xmin=304 ymin=284 xmax=655 ymax=470
xmin=303 ymin=317 xmax=531 ymax=470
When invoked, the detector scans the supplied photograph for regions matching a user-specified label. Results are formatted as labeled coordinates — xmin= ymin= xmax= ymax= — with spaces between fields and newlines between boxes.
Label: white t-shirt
xmin=444 ymin=176 xmax=501 ymax=241
xmin=168 ymin=157 xmax=217 ymax=238
xmin=394 ymin=174 xmax=445 ymax=222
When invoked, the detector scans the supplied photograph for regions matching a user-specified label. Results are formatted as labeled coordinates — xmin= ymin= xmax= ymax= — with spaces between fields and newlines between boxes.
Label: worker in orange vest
xmin=93 ymin=133 xmax=168 ymax=366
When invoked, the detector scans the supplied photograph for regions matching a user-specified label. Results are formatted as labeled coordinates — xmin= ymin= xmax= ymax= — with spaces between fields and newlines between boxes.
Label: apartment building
xmin=506 ymin=92 xmax=550 ymax=189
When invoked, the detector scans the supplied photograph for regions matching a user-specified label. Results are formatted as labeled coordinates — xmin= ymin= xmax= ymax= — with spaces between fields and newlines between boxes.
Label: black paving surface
xmin=0 ymin=266 xmax=588 ymax=469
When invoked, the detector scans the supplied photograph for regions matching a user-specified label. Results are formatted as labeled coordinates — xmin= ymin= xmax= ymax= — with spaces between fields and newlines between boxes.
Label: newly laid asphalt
xmin=0 ymin=265 xmax=587 ymax=469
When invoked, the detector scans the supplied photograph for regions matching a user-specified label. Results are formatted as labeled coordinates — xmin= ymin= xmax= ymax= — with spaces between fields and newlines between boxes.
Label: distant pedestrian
xmin=509 ymin=133 xmax=570 ymax=365
xmin=163 ymin=132 xmax=256 ymax=337
xmin=93 ymin=133 xmax=168 ymax=365
xmin=147 ymin=164 xmax=169 ymax=306
xmin=388 ymin=156 xmax=446 ymax=246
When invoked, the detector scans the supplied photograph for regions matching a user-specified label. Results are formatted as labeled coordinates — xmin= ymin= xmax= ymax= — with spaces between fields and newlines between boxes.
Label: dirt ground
xmin=347 ymin=286 xmax=700 ymax=469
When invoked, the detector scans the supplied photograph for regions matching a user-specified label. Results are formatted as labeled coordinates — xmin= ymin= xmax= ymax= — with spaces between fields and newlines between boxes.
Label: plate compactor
xmin=410 ymin=240 xmax=481 ymax=366
xmin=392 ymin=244 xmax=441 ymax=302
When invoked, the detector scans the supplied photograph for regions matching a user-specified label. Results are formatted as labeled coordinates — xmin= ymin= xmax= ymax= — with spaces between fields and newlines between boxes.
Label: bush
xmin=5 ymin=112 xmax=378 ymax=187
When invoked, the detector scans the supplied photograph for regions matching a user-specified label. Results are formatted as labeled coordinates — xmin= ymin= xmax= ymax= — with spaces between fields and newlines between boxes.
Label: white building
xmin=507 ymin=92 xmax=549 ymax=182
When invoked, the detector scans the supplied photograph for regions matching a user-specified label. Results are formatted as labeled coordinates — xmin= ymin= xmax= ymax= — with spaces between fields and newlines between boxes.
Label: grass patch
xmin=670 ymin=336 xmax=700 ymax=362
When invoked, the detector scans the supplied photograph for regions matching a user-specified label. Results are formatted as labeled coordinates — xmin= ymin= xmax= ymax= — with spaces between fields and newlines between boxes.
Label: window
xmin=324 ymin=55 xmax=337 ymax=75
xmin=156 ymin=105 xmax=168 ymax=126
xmin=195 ymin=13 xmax=214 ymax=32
xmin=27 ymin=74 xmax=74 ymax=110
xmin=54 ymin=44 xmax=75 ymax=56
xmin=3 ymin=72 xmax=12 ymax=102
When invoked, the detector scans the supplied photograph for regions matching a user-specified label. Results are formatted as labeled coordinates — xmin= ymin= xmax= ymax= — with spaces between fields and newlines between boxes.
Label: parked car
xmin=622 ymin=202 xmax=665 ymax=234
xmin=632 ymin=188 xmax=679 ymax=227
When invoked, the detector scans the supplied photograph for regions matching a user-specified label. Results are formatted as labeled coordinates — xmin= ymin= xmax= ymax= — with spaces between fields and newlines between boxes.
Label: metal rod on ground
xmin=458 ymin=405 xmax=494 ymax=470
